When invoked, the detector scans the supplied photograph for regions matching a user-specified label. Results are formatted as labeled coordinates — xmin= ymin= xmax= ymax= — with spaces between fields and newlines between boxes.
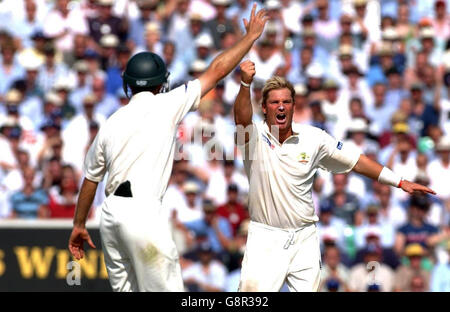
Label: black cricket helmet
xmin=122 ymin=52 xmax=170 ymax=98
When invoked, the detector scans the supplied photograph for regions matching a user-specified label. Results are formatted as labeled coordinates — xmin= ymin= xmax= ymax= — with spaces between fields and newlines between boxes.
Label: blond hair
xmin=261 ymin=76 xmax=296 ymax=106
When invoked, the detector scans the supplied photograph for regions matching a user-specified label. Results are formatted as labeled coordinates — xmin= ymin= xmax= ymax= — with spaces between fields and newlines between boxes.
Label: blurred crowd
xmin=0 ymin=0 xmax=450 ymax=292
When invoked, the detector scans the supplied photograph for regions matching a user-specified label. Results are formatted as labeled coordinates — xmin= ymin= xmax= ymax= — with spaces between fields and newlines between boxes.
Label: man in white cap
xmin=21 ymin=55 xmax=44 ymax=98
xmin=305 ymin=62 xmax=325 ymax=99
xmin=195 ymin=33 xmax=215 ymax=64
xmin=99 ymin=34 xmax=120 ymax=69
xmin=188 ymin=59 xmax=208 ymax=80
xmin=179 ymin=181 xmax=204 ymax=222
xmin=343 ymin=118 xmax=379 ymax=156
xmin=416 ymin=27 xmax=442 ymax=67
xmin=232 ymin=60 xmax=435 ymax=292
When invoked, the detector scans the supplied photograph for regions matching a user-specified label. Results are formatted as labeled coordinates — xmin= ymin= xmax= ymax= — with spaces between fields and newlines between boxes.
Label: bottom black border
xmin=2 ymin=291 xmax=441 ymax=311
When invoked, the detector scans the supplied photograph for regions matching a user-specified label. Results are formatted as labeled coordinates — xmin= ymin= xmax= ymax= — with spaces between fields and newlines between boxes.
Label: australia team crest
xmin=298 ymin=152 xmax=310 ymax=164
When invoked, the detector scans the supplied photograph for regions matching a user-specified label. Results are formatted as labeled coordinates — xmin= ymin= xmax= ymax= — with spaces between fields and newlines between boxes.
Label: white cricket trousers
xmin=99 ymin=194 xmax=184 ymax=292
xmin=239 ymin=221 xmax=321 ymax=292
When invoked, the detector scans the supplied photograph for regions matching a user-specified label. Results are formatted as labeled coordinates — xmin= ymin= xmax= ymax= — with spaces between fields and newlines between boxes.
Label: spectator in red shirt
xmin=216 ymin=184 xmax=248 ymax=237
xmin=45 ymin=164 xmax=80 ymax=218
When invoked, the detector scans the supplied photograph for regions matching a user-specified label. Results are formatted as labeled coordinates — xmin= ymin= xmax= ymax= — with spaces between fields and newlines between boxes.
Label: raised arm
xmin=233 ymin=61 xmax=256 ymax=146
xmin=198 ymin=3 xmax=268 ymax=97
xmin=352 ymin=154 xmax=436 ymax=195
xmin=234 ymin=60 xmax=255 ymax=128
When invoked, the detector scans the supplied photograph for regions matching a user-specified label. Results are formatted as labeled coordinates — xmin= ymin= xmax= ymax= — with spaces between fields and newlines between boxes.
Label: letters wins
xmin=0 ymin=247 xmax=108 ymax=279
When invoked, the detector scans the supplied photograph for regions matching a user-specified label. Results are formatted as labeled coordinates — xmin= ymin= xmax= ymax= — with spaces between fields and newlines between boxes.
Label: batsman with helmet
xmin=68 ymin=4 xmax=268 ymax=292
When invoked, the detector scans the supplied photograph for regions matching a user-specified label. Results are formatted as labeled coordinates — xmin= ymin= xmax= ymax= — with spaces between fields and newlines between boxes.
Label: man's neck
xmin=86 ymin=113 xmax=94 ymax=121
xmin=327 ymin=97 xmax=337 ymax=104
xmin=400 ymin=152 xmax=409 ymax=163
xmin=216 ymin=15 xmax=226 ymax=23
xmin=411 ymin=218 xmax=423 ymax=227
xmin=23 ymin=186 xmax=33 ymax=196
xmin=60 ymin=9 xmax=69 ymax=18
xmin=278 ymin=128 xmax=293 ymax=144
xmin=329 ymin=265 xmax=338 ymax=272
xmin=265 ymin=122 xmax=294 ymax=144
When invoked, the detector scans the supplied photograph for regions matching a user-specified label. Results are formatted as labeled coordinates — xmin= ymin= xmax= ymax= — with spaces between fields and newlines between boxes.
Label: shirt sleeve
xmin=219 ymin=217 xmax=233 ymax=239
xmin=83 ymin=127 xmax=107 ymax=182
xmin=317 ymin=130 xmax=361 ymax=174
xmin=164 ymin=79 xmax=201 ymax=125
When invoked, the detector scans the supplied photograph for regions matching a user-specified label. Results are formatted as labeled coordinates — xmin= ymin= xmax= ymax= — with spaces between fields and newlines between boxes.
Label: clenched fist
xmin=240 ymin=60 xmax=256 ymax=85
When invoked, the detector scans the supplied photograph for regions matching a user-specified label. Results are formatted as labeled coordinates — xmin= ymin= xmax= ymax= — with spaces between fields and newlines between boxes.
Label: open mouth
xmin=276 ymin=113 xmax=286 ymax=124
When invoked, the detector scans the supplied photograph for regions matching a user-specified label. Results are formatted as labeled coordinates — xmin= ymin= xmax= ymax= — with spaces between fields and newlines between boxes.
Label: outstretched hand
xmin=243 ymin=3 xmax=269 ymax=40
xmin=68 ymin=225 xmax=96 ymax=260
xmin=399 ymin=180 xmax=436 ymax=196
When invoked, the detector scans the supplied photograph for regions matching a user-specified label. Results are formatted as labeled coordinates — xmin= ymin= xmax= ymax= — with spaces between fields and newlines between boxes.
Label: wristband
xmin=378 ymin=166 xmax=402 ymax=188
xmin=240 ymin=80 xmax=251 ymax=88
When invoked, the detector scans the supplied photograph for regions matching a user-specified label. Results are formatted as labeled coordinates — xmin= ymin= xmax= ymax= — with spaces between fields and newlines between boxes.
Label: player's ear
xmin=261 ymin=101 xmax=267 ymax=115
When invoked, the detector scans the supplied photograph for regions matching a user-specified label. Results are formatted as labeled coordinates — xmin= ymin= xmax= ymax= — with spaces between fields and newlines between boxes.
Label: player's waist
xmin=110 ymin=180 xmax=163 ymax=202
xmin=248 ymin=200 xmax=319 ymax=230
xmin=249 ymin=220 xmax=314 ymax=233
xmin=249 ymin=220 xmax=317 ymax=250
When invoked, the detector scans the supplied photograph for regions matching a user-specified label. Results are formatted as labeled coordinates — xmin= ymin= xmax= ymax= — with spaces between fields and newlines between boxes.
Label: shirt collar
xmin=129 ymin=91 xmax=155 ymax=104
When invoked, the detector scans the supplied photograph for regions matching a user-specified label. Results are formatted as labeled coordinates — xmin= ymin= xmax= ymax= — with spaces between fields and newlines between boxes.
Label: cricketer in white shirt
xmin=233 ymin=61 xmax=436 ymax=292
xmin=84 ymin=79 xmax=202 ymax=292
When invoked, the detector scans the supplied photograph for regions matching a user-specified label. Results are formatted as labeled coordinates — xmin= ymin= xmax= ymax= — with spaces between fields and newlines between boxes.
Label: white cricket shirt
xmin=239 ymin=121 xmax=361 ymax=229
xmin=83 ymin=79 xmax=201 ymax=201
